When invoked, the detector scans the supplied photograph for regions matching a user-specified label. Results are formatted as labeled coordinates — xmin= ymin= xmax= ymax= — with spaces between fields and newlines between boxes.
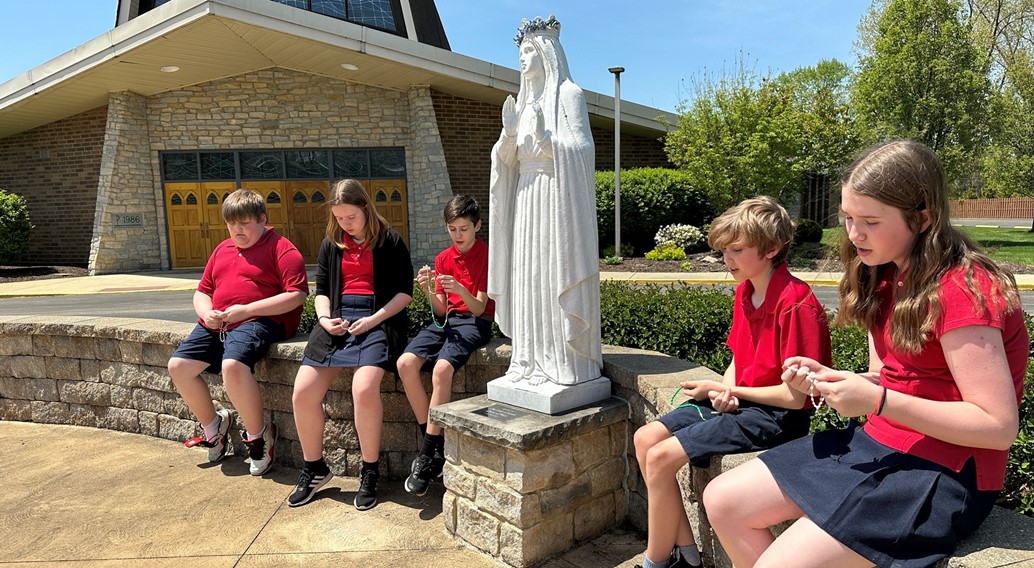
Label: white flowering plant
xmin=654 ymin=224 xmax=704 ymax=251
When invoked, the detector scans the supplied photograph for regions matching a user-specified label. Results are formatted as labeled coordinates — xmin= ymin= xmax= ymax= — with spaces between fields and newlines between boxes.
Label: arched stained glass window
xmin=293 ymin=192 xmax=307 ymax=203
xmin=207 ymin=193 xmax=219 ymax=205
xmin=313 ymin=191 xmax=326 ymax=203
xmin=170 ymin=194 xmax=182 ymax=206
xmin=391 ymin=190 xmax=402 ymax=202
xmin=267 ymin=192 xmax=281 ymax=204
xmin=186 ymin=193 xmax=198 ymax=205
xmin=376 ymin=191 xmax=387 ymax=202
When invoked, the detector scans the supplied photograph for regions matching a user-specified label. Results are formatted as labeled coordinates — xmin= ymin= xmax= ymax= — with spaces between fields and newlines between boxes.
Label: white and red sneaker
xmin=243 ymin=422 xmax=278 ymax=476
xmin=184 ymin=408 xmax=234 ymax=463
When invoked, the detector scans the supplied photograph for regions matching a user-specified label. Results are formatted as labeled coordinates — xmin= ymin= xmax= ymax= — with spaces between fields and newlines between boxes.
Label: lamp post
xmin=608 ymin=66 xmax=624 ymax=258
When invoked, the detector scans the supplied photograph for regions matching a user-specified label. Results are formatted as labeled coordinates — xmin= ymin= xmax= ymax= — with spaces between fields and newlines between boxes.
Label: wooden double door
xmin=165 ymin=179 xmax=408 ymax=268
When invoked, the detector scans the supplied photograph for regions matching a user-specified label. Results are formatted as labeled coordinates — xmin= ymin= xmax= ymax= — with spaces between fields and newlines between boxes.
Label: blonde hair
xmin=326 ymin=179 xmax=389 ymax=249
xmin=836 ymin=140 xmax=1020 ymax=352
xmin=707 ymin=196 xmax=793 ymax=265
xmin=221 ymin=189 xmax=266 ymax=223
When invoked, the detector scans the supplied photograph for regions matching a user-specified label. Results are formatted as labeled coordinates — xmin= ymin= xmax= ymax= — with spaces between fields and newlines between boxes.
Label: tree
xmin=854 ymin=0 xmax=992 ymax=187
xmin=664 ymin=60 xmax=801 ymax=212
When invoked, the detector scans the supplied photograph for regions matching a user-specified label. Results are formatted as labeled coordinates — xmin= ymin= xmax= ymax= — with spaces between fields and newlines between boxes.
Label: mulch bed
xmin=0 ymin=266 xmax=88 ymax=283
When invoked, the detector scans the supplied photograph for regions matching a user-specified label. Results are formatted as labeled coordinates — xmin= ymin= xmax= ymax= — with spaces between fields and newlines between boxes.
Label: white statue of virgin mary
xmin=487 ymin=15 xmax=604 ymax=392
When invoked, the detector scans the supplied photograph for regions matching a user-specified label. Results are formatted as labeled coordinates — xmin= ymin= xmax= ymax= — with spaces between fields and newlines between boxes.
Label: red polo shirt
xmin=435 ymin=238 xmax=494 ymax=319
xmin=864 ymin=265 xmax=1028 ymax=491
xmin=341 ymin=239 xmax=375 ymax=295
xmin=197 ymin=228 xmax=308 ymax=336
xmin=727 ymin=263 xmax=832 ymax=394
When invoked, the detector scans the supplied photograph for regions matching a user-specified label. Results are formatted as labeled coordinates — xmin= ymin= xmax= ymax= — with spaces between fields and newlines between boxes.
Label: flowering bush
xmin=645 ymin=242 xmax=687 ymax=260
xmin=654 ymin=223 xmax=704 ymax=251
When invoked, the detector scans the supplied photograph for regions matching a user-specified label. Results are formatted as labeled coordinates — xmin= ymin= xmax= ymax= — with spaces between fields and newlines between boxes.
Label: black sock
xmin=361 ymin=459 xmax=379 ymax=472
xmin=305 ymin=458 xmax=329 ymax=475
xmin=418 ymin=422 xmax=427 ymax=436
xmin=422 ymin=432 xmax=444 ymax=456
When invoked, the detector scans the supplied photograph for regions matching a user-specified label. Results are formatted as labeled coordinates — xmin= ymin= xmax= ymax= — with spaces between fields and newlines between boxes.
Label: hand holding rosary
xmin=421 ymin=264 xmax=449 ymax=329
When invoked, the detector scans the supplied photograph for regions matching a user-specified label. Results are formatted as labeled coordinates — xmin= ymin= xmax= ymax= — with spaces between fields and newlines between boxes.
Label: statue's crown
xmin=514 ymin=15 xmax=561 ymax=45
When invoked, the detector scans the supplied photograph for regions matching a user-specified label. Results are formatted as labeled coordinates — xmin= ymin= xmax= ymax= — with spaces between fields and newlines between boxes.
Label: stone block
xmin=443 ymin=462 xmax=477 ymax=500
xmin=540 ymin=478 xmax=592 ymax=516
xmin=68 ymin=404 xmax=100 ymax=428
xmin=142 ymin=342 xmax=175 ymax=367
xmin=475 ymin=477 xmax=542 ymax=527
xmin=499 ymin=513 xmax=573 ymax=568
xmin=81 ymin=359 xmax=101 ymax=382
xmin=0 ymin=398 xmax=32 ymax=421
xmin=572 ymin=426 xmax=611 ymax=472
xmin=504 ymin=443 xmax=575 ymax=493
xmin=100 ymin=362 xmax=140 ymax=388
xmin=574 ymin=491 xmax=617 ymax=542
xmin=31 ymin=334 xmax=60 ymax=357
xmin=157 ymin=413 xmax=195 ymax=442
xmin=139 ymin=411 xmax=159 ymax=437
xmin=323 ymin=389 xmax=354 ymax=419
xmin=589 ymin=457 xmax=627 ymax=496
xmin=51 ymin=336 xmax=95 ymax=359
xmin=137 ymin=365 xmax=174 ymax=392
xmin=442 ymin=490 xmax=458 ymax=534
xmin=456 ymin=497 xmax=500 ymax=556
xmin=163 ymin=393 xmax=192 ymax=419
xmin=382 ymin=392 xmax=413 ymax=421
xmin=0 ymin=334 xmax=32 ymax=356
xmin=31 ymin=401 xmax=70 ymax=423
xmin=324 ymin=418 xmax=358 ymax=451
xmin=444 ymin=429 xmax=459 ymax=465
xmin=381 ymin=420 xmax=417 ymax=453
xmin=94 ymin=338 xmax=122 ymax=362
xmin=132 ymin=388 xmax=166 ymax=413
xmin=0 ymin=377 xmax=58 ymax=401
xmin=458 ymin=434 xmax=506 ymax=480
xmin=59 ymin=380 xmax=111 ymax=406
xmin=610 ymin=422 xmax=628 ymax=457
xmin=46 ymin=357 xmax=82 ymax=380
xmin=102 ymin=407 xmax=140 ymax=433
xmin=109 ymin=385 xmax=132 ymax=409
xmin=262 ymin=382 xmax=293 ymax=413
xmin=120 ymin=340 xmax=144 ymax=364
xmin=256 ymin=358 xmax=299 ymax=385
xmin=4 ymin=355 xmax=47 ymax=379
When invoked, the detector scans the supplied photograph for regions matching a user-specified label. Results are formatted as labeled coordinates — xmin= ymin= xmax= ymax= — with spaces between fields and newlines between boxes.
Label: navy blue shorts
xmin=301 ymin=294 xmax=388 ymax=369
xmin=759 ymin=423 xmax=998 ymax=568
xmin=404 ymin=314 xmax=493 ymax=370
xmin=171 ymin=317 xmax=285 ymax=374
xmin=657 ymin=399 xmax=811 ymax=467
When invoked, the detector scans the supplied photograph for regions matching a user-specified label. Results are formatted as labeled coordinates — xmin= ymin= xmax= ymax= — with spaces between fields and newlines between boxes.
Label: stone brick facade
xmin=0 ymin=107 xmax=107 ymax=265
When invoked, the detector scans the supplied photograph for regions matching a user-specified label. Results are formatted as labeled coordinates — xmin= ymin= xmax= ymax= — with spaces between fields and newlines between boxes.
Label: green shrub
xmin=596 ymin=169 xmax=718 ymax=256
xmin=645 ymin=243 xmax=687 ymax=261
xmin=600 ymin=282 xmax=734 ymax=371
xmin=600 ymin=243 xmax=635 ymax=259
xmin=603 ymin=255 xmax=624 ymax=265
xmin=0 ymin=189 xmax=31 ymax=264
xmin=794 ymin=218 xmax=823 ymax=244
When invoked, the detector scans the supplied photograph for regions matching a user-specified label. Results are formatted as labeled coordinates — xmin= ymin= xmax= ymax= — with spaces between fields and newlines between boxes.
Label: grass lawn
xmin=821 ymin=226 xmax=1034 ymax=266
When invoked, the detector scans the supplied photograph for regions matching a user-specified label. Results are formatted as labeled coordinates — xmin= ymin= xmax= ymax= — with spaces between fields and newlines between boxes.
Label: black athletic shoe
xmin=288 ymin=467 xmax=334 ymax=507
xmin=354 ymin=466 xmax=379 ymax=511
xmin=669 ymin=548 xmax=702 ymax=568
xmin=404 ymin=454 xmax=434 ymax=496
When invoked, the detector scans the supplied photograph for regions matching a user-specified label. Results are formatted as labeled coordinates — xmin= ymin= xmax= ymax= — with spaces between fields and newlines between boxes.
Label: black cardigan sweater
xmin=303 ymin=229 xmax=414 ymax=367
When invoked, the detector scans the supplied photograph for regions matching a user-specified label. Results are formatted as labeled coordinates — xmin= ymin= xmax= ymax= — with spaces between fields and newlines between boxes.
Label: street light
xmin=609 ymin=66 xmax=624 ymax=258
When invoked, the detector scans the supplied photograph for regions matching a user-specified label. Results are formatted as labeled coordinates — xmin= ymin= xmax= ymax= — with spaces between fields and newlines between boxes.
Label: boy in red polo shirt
xmin=168 ymin=189 xmax=308 ymax=476
xmin=632 ymin=196 xmax=832 ymax=568
xmin=398 ymin=195 xmax=494 ymax=496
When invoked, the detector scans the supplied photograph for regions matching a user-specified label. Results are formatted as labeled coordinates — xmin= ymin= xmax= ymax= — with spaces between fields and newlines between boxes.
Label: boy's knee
xmin=221 ymin=358 xmax=253 ymax=378
xmin=397 ymin=353 xmax=422 ymax=373
xmin=431 ymin=362 xmax=456 ymax=388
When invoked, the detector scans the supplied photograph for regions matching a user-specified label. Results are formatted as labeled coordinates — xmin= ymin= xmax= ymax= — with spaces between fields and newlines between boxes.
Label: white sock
xmin=245 ymin=425 xmax=265 ymax=442
xmin=677 ymin=544 xmax=701 ymax=565
xmin=641 ymin=555 xmax=666 ymax=568
xmin=202 ymin=415 xmax=222 ymax=442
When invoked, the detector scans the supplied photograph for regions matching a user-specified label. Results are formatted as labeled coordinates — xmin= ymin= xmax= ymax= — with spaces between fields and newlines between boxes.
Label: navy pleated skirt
xmin=758 ymin=422 xmax=998 ymax=568
xmin=300 ymin=294 xmax=388 ymax=368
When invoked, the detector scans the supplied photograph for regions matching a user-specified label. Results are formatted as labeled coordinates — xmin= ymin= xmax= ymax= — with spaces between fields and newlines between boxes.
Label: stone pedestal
xmin=487 ymin=375 xmax=612 ymax=415
xmin=431 ymin=395 xmax=629 ymax=568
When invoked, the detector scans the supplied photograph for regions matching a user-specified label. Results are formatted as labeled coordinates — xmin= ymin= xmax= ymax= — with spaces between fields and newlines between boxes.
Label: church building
xmin=0 ymin=0 xmax=672 ymax=273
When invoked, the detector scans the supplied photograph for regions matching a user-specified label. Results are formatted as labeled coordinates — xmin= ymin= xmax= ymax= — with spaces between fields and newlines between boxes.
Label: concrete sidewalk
xmin=0 ymin=420 xmax=644 ymax=567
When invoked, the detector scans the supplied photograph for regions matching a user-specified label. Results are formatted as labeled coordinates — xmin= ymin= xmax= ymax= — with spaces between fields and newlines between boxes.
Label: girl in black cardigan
xmin=288 ymin=179 xmax=413 ymax=511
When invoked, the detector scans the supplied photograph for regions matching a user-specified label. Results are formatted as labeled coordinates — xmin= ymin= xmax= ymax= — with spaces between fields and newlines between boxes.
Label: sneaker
xmin=354 ymin=466 xmax=379 ymax=511
xmin=404 ymin=454 xmax=434 ymax=496
xmin=184 ymin=408 xmax=234 ymax=463
xmin=242 ymin=422 xmax=278 ymax=476
xmin=288 ymin=467 xmax=334 ymax=507
xmin=669 ymin=548 xmax=702 ymax=568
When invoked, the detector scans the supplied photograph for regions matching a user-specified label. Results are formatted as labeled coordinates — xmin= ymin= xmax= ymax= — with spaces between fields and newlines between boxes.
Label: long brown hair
xmin=326 ymin=179 xmax=389 ymax=249
xmin=836 ymin=140 xmax=1019 ymax=352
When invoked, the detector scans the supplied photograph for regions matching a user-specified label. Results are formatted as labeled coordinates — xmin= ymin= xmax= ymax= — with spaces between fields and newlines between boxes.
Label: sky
xmin=0 ymin=1 xmax=872 ymax=113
